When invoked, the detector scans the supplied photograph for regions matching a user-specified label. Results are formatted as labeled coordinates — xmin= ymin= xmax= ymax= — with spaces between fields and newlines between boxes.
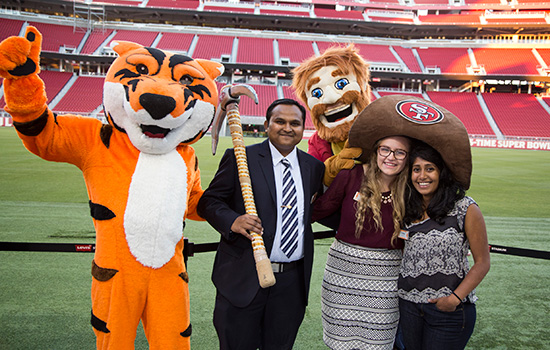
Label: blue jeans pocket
xmin=431 ymin=303 xmax=467 ymax=329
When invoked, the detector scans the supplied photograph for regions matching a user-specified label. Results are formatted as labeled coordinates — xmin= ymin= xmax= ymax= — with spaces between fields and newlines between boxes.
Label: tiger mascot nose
xmin=139 ymin=93 xmax=176 ymax=120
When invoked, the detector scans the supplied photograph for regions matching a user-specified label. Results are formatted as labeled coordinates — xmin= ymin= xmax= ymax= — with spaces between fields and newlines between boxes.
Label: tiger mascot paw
xmin=0 ymin=26 xmax=46 ymax=119
xmin=0 ymin=25 xmax=41 ymax=78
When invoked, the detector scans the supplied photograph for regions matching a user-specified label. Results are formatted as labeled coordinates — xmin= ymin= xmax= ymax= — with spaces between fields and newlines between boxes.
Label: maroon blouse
xmin=312 ymin=166 xmax=404 ymax=250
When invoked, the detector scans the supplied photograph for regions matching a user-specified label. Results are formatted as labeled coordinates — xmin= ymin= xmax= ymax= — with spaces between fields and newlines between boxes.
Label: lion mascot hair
xmin=292 ymin=44 xmax=371 ymax=185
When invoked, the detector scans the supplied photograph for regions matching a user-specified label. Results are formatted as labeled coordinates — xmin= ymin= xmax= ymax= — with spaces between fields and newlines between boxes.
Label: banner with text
xmin=2 ymin=117 xmax=549 ymax=151
xmin=470 ymin=137 xmax=550 ymax=151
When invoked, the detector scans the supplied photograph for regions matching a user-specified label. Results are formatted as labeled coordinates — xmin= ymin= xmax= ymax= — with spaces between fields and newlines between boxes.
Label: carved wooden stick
xmin=213 ymin=84 xmax=276 ymax=288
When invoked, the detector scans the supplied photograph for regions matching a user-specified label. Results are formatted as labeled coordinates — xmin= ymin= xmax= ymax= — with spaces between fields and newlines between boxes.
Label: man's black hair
xmin=265 ymin=98 xmax=306 ymax=124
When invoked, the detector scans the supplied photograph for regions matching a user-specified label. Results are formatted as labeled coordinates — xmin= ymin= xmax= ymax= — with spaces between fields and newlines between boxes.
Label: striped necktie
xmin=280 ymin=158 xmax=298 ymax=258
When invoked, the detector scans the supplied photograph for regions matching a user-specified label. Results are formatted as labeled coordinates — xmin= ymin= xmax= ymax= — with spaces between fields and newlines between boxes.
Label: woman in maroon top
xmin=313 ymin=135 xmax=410 ymax=350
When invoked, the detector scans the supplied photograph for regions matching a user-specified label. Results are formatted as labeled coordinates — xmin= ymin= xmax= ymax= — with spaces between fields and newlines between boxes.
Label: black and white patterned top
xmin=398 ymin=196 xmax=478 ymax=304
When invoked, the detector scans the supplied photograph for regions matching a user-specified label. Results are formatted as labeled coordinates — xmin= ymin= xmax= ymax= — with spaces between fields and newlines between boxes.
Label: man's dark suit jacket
xmin=198 ymin=140 xmax=324 ymax=308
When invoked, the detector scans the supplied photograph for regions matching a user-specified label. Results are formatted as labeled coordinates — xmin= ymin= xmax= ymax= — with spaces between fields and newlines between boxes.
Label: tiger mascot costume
xmin=0 ymin=26 xmax=223 ymax=349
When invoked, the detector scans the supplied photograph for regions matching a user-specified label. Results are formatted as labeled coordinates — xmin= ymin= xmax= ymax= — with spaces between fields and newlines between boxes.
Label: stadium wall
xmin=2 ymin=114 xmax=548 ymax=150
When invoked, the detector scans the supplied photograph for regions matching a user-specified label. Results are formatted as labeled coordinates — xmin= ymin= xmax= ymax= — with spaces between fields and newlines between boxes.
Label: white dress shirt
xmin=268 ymin=141 xmax=305 ymax=263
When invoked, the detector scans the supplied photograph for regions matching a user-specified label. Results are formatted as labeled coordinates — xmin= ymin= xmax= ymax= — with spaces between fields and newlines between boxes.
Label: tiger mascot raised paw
xmin=0 ymin=26 xmax=223 ymax=349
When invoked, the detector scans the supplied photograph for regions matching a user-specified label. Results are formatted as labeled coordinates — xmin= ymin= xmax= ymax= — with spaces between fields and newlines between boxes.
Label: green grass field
xmin=1 ymin=126 xmax=549 ymax=349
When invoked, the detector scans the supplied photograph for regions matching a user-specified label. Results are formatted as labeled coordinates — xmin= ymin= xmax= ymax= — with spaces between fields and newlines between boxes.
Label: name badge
xmin=398 ymin=229 xmax=409 ymax=240
xmin=353 ymin=192 xmax=361 ymax=202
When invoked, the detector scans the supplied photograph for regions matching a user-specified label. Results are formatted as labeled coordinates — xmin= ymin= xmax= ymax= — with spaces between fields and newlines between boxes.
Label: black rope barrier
xmin=1 ymin=232 xmax=549 ymax=260
xmin=489 ymin=244 xmax=550 ymax=260
xmin=0 ymin=242 xmax=96 ymax=253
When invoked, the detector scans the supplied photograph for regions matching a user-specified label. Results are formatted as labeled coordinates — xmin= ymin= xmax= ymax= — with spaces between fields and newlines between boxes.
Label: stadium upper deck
xmin=4 ymin=0 xmax=550 ymax=39
xmin=2 ymin=0 xmax=550 ymax=142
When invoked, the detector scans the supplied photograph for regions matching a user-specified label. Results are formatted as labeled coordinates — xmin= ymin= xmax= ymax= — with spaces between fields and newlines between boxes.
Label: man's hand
xmin=231 ymin=214 xmax=263 ymax=241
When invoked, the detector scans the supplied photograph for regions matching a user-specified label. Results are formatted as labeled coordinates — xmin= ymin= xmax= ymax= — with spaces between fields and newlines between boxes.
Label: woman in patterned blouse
xmin=398 ymin=141 xmax=491 ymax=350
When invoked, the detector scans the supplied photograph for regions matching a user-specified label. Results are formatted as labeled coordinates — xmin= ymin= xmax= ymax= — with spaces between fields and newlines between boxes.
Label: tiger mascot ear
xmin=195 ymin=58 xmax=225 ymax=81
xmin=110 ymin=40 xmax=143 ymax=57
xmin=103 ymin=41 xmax=224 ymax=154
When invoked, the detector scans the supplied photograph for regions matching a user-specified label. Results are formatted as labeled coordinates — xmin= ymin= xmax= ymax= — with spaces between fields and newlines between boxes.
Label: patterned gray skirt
xmin=322 ymin=239 xmax=403 ymax=350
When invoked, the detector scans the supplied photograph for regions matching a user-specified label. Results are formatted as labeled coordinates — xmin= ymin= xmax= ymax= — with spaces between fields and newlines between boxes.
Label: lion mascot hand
xmin=0 ymin=26 xmax=224 ymax=350
xmin=322 ymin=140 xmax=363 ymax=186
xmin=292 ymin=45 xmax=370 ymax=186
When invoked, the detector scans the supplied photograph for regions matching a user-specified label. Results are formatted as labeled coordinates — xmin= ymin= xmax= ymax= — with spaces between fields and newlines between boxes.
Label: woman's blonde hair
xmin=354 ymin=138 xmax=410 ymax=245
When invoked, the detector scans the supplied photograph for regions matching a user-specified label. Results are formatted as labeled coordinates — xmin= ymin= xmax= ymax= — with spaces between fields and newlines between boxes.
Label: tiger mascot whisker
xmin=0 ymin=26 xmax=224 ymax=349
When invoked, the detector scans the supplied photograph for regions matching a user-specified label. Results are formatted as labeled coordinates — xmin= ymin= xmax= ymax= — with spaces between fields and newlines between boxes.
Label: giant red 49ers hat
xmin=348 ymin=94 xmax=472 ymax=189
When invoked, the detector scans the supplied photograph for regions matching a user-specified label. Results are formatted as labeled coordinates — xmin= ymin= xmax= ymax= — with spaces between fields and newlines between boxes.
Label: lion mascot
xmin=0 ymin=26 xmax=223 ymax=349
xmin=292 ymin=44 xmax=370 ymax=185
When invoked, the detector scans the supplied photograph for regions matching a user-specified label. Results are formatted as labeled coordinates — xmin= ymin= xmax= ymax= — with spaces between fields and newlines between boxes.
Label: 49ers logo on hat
xmin=396 ymin=100 xmax=444 ymax=124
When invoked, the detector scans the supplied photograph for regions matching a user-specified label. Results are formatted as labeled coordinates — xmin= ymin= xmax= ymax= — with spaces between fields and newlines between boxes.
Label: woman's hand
xmin=428 ymin=295 xmax=461 ymax=312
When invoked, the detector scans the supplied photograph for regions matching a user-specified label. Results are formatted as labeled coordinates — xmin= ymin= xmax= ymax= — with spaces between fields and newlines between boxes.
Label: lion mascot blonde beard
xmin=292 ymin=45 xmax=371 ymax=185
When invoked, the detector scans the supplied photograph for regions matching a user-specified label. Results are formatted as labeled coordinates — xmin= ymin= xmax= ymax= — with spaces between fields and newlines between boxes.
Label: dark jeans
xmin=399 ymin=298 xmax=476 ymax=350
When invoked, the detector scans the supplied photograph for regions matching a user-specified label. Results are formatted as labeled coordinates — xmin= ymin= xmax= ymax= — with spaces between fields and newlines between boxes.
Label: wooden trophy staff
xmin=211 ymin=84 xmax=276 ymax=288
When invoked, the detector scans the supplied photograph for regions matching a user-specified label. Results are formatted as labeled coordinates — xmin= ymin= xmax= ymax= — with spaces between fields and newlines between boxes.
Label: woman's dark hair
xmin=404 ymin=141 xmax=465 ymax=225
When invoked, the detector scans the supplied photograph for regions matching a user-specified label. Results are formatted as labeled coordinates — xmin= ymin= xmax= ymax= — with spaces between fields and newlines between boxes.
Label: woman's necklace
xmin=381 ymin=192 xmax=393 ymax=204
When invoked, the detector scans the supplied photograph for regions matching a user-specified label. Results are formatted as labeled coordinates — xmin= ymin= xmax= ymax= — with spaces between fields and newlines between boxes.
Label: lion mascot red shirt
xmin=292 ymin=45 xmax=371 ymax=185
xmin=0 ymin=26 xmax=223 ymax=349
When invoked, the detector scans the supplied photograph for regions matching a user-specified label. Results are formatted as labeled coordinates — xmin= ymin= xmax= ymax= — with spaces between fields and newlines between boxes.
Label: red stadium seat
xmin=482 ymin=93 xmax=550 ymax=138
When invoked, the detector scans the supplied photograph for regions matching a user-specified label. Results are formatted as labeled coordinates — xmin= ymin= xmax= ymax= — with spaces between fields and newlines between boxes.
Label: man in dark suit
xmin=198 ymin=98 xmax=325 ymax=350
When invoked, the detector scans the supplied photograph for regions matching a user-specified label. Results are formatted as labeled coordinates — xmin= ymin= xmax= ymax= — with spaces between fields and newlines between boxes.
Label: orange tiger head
xmin=103 ymin=41 xmax=224 ymax=154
